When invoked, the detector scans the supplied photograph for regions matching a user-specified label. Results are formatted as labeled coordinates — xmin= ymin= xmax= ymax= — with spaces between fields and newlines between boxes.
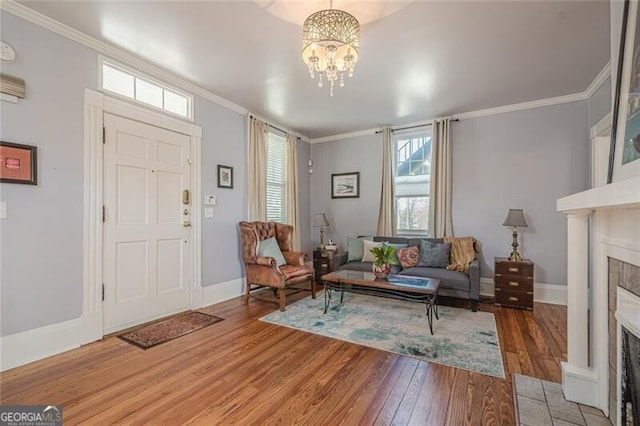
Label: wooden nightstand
xmin=494 ymin=257 xmax=534 ymax=310
xmin=313 ymin=249 xmax=338 ymax=283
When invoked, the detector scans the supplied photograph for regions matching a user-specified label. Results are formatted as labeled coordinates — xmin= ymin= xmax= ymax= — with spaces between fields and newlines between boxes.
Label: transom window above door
xmin=100 ymin=58 xmax=193 ymax=120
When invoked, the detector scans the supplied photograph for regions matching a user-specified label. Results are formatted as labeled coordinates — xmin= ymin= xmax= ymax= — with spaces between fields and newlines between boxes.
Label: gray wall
xmin=196 ymin=99 xmax=247 ymax=286
xmin=452 ymin=101 xmax=589 ymax=284
xmin=310 ymin=133 xmax=383 ymax=249
xmin=0 ymin=12 xmax=96 ymax=336
xmin=311 ymin=101 xmax=591 ymax=285
xmin=0 ymin=12 xmax=249 ymax=336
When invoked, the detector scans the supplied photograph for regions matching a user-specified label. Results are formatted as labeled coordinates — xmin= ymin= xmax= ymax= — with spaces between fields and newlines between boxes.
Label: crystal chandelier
xmin=302 ymin=1 xmax=360 ymax=96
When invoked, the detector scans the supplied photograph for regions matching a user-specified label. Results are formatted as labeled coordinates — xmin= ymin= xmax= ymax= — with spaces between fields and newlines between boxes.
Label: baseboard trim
xmin=479 ymin=278 xmax=567 ymax=306
xmin=561 ymin=362 xmax=600 ymax=408
xmin=535 ymin=283 xmax=568 ymax=305
xmin=0 ymin=311 xmax=102 ymax=372
xmin=199 ymin=278 xmax=246 ymax=308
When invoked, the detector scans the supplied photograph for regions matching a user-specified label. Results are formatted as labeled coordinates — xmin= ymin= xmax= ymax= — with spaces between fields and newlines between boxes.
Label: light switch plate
xmin=0 ymin=201 xmax=6 ymax=219
xmin=204 ymin=207 xmax=214 ymax=218
xmin=204 ymin=195 xmax=216 ymax=206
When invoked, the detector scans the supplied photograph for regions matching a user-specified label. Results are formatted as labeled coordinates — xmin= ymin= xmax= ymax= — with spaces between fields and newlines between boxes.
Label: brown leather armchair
xmin=239 ymin=221 xmax=315 ymax=311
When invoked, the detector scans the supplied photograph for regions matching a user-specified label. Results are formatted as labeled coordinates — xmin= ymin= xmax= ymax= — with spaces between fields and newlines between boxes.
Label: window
xmin=100 ymin=59 xmax=193 ymax=120
xmin=266 ymin=130 xmax=288 ymax=222
xmin=394 ymin=129 xmax=432 ymax=234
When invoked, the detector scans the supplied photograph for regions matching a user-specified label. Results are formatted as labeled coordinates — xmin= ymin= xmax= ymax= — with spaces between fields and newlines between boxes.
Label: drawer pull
xmin=508 ymin=267 xmax=519 ymax=273
xmin=508 ymin=296 xmax=519 ymax=302
xmin=509 ymin=281 xmax=519 ymax=287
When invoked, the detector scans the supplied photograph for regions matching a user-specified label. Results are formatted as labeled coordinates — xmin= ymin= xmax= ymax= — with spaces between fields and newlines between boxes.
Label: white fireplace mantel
xmin=557 ymin=176 xmax=640 ymax=212
xmin=557 ymin=175 xmax=640 ymax=414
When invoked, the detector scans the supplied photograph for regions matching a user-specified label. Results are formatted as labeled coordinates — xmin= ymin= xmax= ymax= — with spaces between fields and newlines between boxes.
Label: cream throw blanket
xmin=443 ymin=236 xmax=478 ymax=274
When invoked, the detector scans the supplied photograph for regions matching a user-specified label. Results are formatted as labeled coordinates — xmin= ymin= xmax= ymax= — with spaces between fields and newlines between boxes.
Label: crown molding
xmin=584 ymin=61 xmax=612 ymax=99
xmin=0 ymin=0 xmax=249 ymax=116
xmin=452 ymin=92 xmax=587 ymax=121
xmin=311 ymin=62 xmax=613 ymax=143
xmin=310 ymin=128 xmax=380 ymax=144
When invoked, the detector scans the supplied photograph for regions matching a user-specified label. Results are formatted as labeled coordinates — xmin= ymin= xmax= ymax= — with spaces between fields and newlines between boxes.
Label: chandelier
xmin=302 ymin=1 xmax=360 ymax=96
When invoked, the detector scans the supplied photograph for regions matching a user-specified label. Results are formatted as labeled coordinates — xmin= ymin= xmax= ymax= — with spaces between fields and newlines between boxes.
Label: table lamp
xmin=502 ymin=209 xmax=528 ymax=262
xmin=313 ymin=213 xmax=329 ymax=248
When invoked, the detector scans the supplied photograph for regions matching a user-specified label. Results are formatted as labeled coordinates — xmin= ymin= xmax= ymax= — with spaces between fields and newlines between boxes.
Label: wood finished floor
xmin=0 ymin=293 xmax=566 ymax=425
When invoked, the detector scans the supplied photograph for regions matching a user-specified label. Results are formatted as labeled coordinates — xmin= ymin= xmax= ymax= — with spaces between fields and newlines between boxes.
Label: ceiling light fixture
xmin=302 ymin=1 xmax=360 ymax=96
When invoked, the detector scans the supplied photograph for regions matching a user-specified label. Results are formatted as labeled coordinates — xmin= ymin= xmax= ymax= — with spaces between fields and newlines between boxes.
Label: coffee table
xmin=321 ymin=270 xmax=441 ymax=334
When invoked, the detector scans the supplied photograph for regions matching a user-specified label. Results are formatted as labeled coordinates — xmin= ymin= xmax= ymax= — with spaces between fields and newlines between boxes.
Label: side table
xmin=494 ymin=257 xmax=534 ymax=310
xmin=313 ymin=249 xmax=338 ymax=283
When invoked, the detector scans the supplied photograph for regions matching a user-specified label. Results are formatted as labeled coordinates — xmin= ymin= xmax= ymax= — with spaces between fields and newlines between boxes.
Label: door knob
xmin=183 ymin=221 xmax=192 ymax=228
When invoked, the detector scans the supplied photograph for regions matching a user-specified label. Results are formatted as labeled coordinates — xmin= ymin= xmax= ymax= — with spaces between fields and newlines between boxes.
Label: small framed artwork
xmin=331 ymin=172 xmax=360 ymax=199
xmin=217 ymin=164 xmax=233 ymax=189
xmin=0 ymin=141 xmax=37 ymax=185
xmin=610 ymin=0 xmax=640 ymax=183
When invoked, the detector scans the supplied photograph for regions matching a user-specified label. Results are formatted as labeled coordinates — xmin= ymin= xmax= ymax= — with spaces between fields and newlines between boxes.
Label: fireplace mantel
xmin=557 ymin=176 xmax=640 ymax=414
xmin=557 ymin=176 xmax=640 ymax=212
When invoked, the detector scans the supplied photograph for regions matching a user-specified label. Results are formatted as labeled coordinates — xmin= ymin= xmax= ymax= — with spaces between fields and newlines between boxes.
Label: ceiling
xmin=17 ymin=1 xmax=610 ymax=139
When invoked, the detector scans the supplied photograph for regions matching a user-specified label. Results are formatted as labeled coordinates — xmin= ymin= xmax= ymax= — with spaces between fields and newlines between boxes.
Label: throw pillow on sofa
xmin=346 ymin=236 xmax=373 ymax=262
xmin=417 ymin=240 xmax=451 ymax=268
xmin=383 ymin=242 xmax=408 ymax=266
xmin=361 ymin=240 xmax=383 ymax=262
xmin=396 ymin=246 xmax=420 ymax=268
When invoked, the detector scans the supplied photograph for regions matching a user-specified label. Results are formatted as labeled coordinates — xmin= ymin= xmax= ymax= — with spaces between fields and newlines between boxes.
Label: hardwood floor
xmin=0 ymin=294 xmax=566 ymax=425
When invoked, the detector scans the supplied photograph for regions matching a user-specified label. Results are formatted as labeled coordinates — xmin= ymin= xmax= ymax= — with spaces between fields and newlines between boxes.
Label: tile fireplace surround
xmin=557 ymin=176 xmax=640 ymax=425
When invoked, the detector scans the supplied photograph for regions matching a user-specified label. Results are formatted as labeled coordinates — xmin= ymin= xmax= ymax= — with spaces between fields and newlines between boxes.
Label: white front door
xmin=103 ymin=113 xmax=192 ymax=333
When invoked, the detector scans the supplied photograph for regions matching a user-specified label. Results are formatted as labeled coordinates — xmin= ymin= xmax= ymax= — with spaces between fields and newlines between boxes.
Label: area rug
xmin=260 ymin=293 xmax=504 ymax=378
xmin=118 ymin=311 xmax=224 ymax=349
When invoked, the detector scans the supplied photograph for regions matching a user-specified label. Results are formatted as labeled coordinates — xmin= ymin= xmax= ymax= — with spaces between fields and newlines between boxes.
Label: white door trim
xmin=83 ymin=89 xmax=202 ymax=337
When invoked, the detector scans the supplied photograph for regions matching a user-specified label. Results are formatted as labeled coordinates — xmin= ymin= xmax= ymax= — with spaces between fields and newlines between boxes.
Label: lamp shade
xmin=313 ymin=213 xmax=329 ymax=227
xmin=502 ymin=209 xmax=528 ymax=228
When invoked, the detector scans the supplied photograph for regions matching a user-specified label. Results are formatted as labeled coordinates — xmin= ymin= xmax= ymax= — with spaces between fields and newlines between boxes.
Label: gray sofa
xmin=336 ymin=236 xmax=480 ymax=311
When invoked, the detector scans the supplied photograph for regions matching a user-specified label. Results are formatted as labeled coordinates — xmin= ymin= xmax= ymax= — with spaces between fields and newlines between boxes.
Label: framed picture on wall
xmin=0 ymin=141 xmax=37 ymax=185
xmin=217 ymin=164 xmax=233 ymax=189
xmin=331 ymin=172 xmax=360 ymax=198
xmin=610 ymin=0 xmax=640 ymax=183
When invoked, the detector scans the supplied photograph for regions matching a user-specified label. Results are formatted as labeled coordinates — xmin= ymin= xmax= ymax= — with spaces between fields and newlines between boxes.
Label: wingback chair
xmin=239 ymin=221 xmax=315 ymax=311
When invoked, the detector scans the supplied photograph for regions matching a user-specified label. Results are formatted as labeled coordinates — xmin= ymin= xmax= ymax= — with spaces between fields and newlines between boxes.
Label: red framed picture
xmin=0 ymin=141 xmax=38 ymax=185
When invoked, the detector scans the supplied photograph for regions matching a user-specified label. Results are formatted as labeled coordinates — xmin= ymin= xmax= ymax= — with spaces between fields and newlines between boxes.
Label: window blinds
xmin=266 ymin=131 xmax=288 ymax=223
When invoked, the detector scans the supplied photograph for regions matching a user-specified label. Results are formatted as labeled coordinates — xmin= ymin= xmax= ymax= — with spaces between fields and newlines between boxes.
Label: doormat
xmin=118 ymin=311 xmax=224 ymax=349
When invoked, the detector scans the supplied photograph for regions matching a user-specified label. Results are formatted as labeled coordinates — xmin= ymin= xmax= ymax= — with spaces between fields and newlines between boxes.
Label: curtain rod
xmin=249 ymin=115 xmax=287 ymax=135
xmin=374 ymin=119 xmax=460 ymax=134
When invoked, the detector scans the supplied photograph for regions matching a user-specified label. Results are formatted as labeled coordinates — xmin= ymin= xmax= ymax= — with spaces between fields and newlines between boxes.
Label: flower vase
xmin=373 ymin=263 xmax=391 ymax=279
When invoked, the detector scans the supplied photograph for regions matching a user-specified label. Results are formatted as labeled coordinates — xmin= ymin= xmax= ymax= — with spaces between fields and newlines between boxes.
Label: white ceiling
xmin=17 ymin=1 xmax=610 ymax=138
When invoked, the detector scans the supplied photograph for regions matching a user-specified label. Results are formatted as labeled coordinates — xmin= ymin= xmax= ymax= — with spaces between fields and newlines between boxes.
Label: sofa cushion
xmin=396 ymin=246 xmax=420 ymax=268
xmin=258 ymin=237 xmax=286 ymax=266
xmin=400 ymin=267 xmax=470 ymax=292
xmin=362 ymin=240 xmax=383 ymax=263
xmin=418 ymin=240 xmax=451 ymax=268
xmin=347 ymin=236 xmax=372 ymax=262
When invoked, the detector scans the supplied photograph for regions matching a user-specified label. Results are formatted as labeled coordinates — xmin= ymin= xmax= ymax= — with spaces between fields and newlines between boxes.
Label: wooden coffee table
xmin=321 ymin=270 xmax=441 ymax=334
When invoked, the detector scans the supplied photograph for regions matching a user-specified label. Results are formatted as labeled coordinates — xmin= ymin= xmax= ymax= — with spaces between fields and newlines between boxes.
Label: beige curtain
xmin=286 ymin=133 xmax=301 ymax=250
xmin=377 ymin=127 xmax=396 ymax=236
xmin=248 ymin=116 xmax=268 ymax=221
xmin=429 ymin=118 xmax=454 ymax=237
